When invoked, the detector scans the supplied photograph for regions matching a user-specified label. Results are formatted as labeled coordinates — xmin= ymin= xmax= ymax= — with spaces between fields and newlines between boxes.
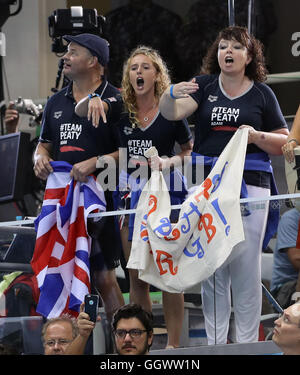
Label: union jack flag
xmin=31 ymin=161 xmax=106 ymax=318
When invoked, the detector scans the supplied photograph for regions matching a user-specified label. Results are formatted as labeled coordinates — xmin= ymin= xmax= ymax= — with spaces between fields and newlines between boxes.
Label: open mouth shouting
xmin=136 ymin=76 xmax=144 ymax=90
xmin=225 ymin=56 xmax=234 ymax=65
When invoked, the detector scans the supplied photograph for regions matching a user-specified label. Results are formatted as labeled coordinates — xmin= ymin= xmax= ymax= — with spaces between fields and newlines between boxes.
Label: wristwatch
xmin=291 ymin=292 xmax=300 ymax=302
xmin=88 ymin=93 xmax=100 ymax=100
xmin=96 ymin=155 xmax=107 ymax=169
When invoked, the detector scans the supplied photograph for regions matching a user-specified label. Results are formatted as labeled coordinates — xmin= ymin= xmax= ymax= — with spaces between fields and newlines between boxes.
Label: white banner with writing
xmin=127 ymin=128 xmax=249 ymax=293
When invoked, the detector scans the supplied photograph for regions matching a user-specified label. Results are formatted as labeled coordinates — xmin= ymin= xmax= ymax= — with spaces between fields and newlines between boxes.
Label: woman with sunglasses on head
xmin=159 ymin=26 xmax=289 ymax=345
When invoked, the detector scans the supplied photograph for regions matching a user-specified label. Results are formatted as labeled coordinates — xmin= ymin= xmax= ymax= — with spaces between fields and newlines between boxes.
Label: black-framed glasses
xmin=114 ymin=329 xmax=148 ymax=339
xmin=45 ymin=339 xmax=72 ymax=347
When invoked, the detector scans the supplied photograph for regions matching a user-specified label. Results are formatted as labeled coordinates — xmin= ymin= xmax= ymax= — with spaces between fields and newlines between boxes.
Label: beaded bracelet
xmin=170 ymin=84 xmax=177 ymax=99
xmin=287 ymin=138 xmax=299 ymax=145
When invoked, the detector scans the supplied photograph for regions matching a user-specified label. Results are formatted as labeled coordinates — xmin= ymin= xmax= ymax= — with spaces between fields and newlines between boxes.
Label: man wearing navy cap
xmin=63 ymin=33 xmax=110 ymax=68
xmin=33 ymin=33 xmax=124 ymax=330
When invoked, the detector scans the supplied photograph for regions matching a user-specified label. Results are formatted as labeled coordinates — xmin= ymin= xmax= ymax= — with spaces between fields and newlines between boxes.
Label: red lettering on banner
xmin=156 ymin=250 xmax=178 ymax=276
xmin=198 ymin=213 xmax=216 ymax=243
xmin=164 ymin=228 xmax=180 ymax=241
xmin=140 ymin=229 xmax=148 ymax=240
xmin=148 ymin=194 xmax=157 ymax=216
xmin=194 ymin=178 xmax=212 ymax=201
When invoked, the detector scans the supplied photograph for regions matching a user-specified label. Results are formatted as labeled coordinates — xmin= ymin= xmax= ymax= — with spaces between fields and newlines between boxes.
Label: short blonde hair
xmin=121 ymin=45 xmax=171 ymax=127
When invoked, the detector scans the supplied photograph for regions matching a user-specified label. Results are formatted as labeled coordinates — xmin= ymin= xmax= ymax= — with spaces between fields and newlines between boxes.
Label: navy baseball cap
xmin=63 ymin=33 xmax=109 ymax=66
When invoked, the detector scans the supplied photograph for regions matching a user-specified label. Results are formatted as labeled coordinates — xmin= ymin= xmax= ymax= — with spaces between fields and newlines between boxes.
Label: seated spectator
xmin=112 ymin=303 xmax=154 ymax=355
xmin=65 ymin=303 xmax=153 ymax=355
xmin=272 ymin=302 xmax=300 ymax=355
xmin=270 ymin=208 xmax=300 ymax=308
xmin=41 ymin=315 xmax=78 ymax=355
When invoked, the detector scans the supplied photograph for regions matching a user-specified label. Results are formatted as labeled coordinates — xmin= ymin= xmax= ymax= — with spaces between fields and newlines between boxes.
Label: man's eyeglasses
xmin=114 ymin=329 xmax=148 ymax=339
xmin=45 ymin=339 xmax=72 ymax=347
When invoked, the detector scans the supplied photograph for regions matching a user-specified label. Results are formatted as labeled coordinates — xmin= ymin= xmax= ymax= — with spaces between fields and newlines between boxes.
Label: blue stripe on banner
xmin=81 ymin=184 xmax=106 ymax=210
xmin=59 ymin=179 xmax=74 ymax=227
xmin=34 ymin=204 xmax=57 ymax=231
xmin=76 ymin=250 xmax=90 ymax=269
xmin=69 ymin=293 xmax=83 ymax=313
xmin=37 ymin=273 xmax=64 ymax=317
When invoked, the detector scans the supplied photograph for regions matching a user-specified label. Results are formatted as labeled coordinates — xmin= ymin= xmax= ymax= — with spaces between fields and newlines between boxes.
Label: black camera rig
xmin=13 ymin=97 xmax=44 ymax=127
xmin=48 ymin=6 xmax=105 ymax=54
xmin=48 ymin=6 xmax=106 ymax=92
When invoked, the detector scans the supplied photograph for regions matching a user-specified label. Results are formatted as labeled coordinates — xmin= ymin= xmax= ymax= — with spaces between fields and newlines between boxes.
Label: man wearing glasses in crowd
xmin=65 ymin=303 xmax=153 ymax=355
xmin=42 ymin=315 xmax=79 ymax=355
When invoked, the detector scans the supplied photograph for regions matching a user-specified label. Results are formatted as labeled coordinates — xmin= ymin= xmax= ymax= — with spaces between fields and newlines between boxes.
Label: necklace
xmin=141 ymin=102 xmax=157 ymax=122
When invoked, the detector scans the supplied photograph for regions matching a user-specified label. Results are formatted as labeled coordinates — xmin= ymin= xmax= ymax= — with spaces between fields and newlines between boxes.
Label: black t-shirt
xmin=190 ymin=74 xmax=287 ymax=157
xmin=189 ymin=74 xmax=287 ymax=188
xmin=39 ymin=80 xmax=121 ymax=165
xmin=115 ymin=111 xmax=192 ymax=176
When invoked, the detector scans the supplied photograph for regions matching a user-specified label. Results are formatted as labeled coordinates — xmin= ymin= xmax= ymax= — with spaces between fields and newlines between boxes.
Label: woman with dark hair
xmin=201 ymin=25 xmax=267 ymax=81
xmin=160 ymin=26 xmax=289 ymax=344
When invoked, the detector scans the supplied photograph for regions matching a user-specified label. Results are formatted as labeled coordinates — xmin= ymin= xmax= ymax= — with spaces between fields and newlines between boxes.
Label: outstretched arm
xmin=75 ymin=95 xmax=109 ymax=127
xmin=159 ymin=79 xmax=199 ymax=121
xmin=75 ymin=94 xmax=123 ymax=128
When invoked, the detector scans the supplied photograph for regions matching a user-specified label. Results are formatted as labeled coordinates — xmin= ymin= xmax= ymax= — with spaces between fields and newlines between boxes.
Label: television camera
xmin=48 ymin=6 xmax=105 ymax=54
xmin=48 ymin=6 xmax=106 ymax=92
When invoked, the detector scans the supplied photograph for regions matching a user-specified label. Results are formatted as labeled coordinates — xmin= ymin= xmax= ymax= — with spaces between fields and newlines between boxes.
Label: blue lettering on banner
xmin=147 ymin=158 xmax=232 ymax=262
xmin=211 ymin=162 xmax=228 ymax=193
xmin=211 ymin=198 xmax=230 ymax=236
xmin=180 ymin=202 xmax=202 ymax=234
xmin=183 ymin=237 xmax=205 ymax=258
xmin=154 ymin=218 xmax=172 ymax=236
